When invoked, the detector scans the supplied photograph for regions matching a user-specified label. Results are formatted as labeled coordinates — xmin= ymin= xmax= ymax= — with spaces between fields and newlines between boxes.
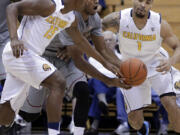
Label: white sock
xmin=69 ymin=120 xmax=75 ymax=134
xmin=47 ymin=122 xmax=61 ymax=135
xmin=48 ymin=128 xmax=60 ymax=135
xmin=74 ymin=126 xmax=85 ymax=135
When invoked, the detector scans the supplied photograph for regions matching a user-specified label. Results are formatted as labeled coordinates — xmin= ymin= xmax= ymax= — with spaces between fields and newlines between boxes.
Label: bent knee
xmin=50 ymin=72 xmax=66 ymax=91
xmin=43 ymin=71 xmax=66 ymax=91
xmin=55 ymin=76 xmax=66 ymax=91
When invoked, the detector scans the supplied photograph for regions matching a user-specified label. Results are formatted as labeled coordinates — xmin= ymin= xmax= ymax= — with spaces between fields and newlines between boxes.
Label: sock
xmin=69 ymin=119 xmax=75 ymax=134
xmin=138 ymin=123 xmax=146 ymax=134
xmin=48 ymin=122 xmax=60 ymax=135
xmin=97 ymin=93 xmax=108 ymax=105
xmin=91 ymin=119 xmax=99 ymax=130
xmin=74 ymin=126 xmax=85 ymax=135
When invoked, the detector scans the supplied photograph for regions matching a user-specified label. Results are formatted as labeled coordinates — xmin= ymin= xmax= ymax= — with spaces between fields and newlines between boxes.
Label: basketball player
xmin=102 ymin=0 xmax=180 ymax=134
xmin=0 ymin=0 xmax=127 ymax=133
xmin=18 ymin=0 xmax=130 ymax=134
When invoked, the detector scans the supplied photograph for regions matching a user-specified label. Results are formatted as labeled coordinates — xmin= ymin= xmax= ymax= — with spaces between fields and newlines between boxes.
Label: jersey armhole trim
xmin=159 ymin=13 xmax=162 ymax=24
xmin=119 ymin=10 xmax=121 ymax=20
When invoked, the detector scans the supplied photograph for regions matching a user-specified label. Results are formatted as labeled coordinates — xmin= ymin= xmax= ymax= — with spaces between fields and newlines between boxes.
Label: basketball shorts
xmin=20 ymin=55 xmax=87 ymax=113
xmin=0 ymin=42 xmax=56 ymax=114
xmin=121 ymin=72 xmax=174 ymax=113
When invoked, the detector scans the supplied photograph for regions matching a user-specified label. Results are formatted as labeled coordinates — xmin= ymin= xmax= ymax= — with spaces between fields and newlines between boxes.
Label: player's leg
xmin=160 ymin=95 xmax=180 ymax=132
xmin=151 ymin=72 xmax=180 ymax=133
xmin=121 ymin=80 xmax=151 ymax=134
xmin=128 ymin=109 xmax=144 ymax=130
xmin=64 ymin=61 xmax=89 ymax=135
xmin=41 ymin=70 xmax=66 ymax=122
xmin=128 ymin=110 xmax=150 ymax=135
xmin=73 ymin=81 xmax=90 ymax=135
xmin=1 ymin=45 xmax=65 ymax=130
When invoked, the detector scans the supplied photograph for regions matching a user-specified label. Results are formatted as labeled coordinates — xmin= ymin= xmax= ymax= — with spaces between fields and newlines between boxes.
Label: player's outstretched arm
xmin=91 ymin=35 xmax=122 ymax=68
xmin=102 ymin=11 xmax=120 ymax=31
xmin=157 ymin=20 xmax=180 ymax=72
xmin=67 ymin=45 xmax=131 ymax=89
xmin=66 ymin=19 xmax=120 ymax=76
xmin=6 ymin=0 xmax=55 ymax=58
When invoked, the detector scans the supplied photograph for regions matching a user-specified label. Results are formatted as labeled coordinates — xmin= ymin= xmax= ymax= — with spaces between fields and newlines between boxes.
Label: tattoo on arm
xmin=102 ymin=12 xmax=120 ymax=29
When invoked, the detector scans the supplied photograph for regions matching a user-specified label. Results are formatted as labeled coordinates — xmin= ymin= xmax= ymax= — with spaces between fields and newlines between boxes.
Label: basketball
xmin=120 ymin=58 xmax=147 ymax=86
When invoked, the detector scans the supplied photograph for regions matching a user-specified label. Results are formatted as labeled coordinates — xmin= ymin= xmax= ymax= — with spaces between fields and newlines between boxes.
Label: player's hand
xmin=56 ymin=47 xmax=71 ymax=62
xmin=106 ymin=78 xmax=132 ymax=89
xmin=103 ymin=61 xmax=122 ymax=77
xmin=156 ymin=59 xmax=171 ymax=73
xmin=10 ymin=38 xmax=27 ymax=58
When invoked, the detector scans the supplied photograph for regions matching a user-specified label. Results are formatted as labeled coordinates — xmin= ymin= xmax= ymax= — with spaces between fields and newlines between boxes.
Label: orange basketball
xmin=120 ymin=58 xmax=147 ymax=86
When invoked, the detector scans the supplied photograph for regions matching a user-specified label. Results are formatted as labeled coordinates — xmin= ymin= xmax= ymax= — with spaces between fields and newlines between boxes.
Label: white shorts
xmin=0 ymin=42 xmax=56 ymax=114
xmin=20 ymin=56 xmax=87 ymax=113
xmin=121 ymin=72 xmax=174 ymax=113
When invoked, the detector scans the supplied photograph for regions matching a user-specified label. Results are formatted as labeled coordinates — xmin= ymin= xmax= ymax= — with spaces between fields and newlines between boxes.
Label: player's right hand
xmin=106 ymin=78 xmax=132 ymax=89
xmin=11 ymin=38 xmax=27 ymax=58
xmin=57 ymin=47 xmax=71 ymax=62
xmin=103 ymin=61 xmax=122 ymax=77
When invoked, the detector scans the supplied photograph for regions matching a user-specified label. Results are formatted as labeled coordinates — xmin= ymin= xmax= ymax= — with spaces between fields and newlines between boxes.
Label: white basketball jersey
xmin=119 ymin=8 xmax=163 ymax=77
xmin=17 ymin=0 xmax=75 ymax=55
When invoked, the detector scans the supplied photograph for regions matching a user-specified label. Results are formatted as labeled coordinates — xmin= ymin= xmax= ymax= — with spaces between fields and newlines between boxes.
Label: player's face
xmin=84 ymin=0 xmax=99 ymax=15
xmin=104 ymin=34 xmax=116 ymax=50
xmin=132 ymin=0 xmax=153 ymax=18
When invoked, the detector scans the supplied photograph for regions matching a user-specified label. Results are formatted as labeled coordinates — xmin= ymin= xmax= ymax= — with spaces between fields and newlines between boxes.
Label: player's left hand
xmin=156 ymin=59 xmax=172 ymax=73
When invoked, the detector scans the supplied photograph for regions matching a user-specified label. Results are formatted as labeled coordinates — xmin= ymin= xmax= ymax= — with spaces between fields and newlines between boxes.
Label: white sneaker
xmin=14 ymin=114 xmax=26 ymax=127
xmin=114 ymin=122 xmax=130 ymax=135
xmin=68 ymin=120 xmax=75 ymax=134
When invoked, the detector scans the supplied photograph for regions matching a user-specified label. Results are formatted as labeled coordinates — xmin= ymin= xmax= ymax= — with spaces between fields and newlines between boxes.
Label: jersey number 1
xmin=137 ymin=41 xmax=142 ymax=51
xmin=44 ymin=25 xmax=58 ymax=39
